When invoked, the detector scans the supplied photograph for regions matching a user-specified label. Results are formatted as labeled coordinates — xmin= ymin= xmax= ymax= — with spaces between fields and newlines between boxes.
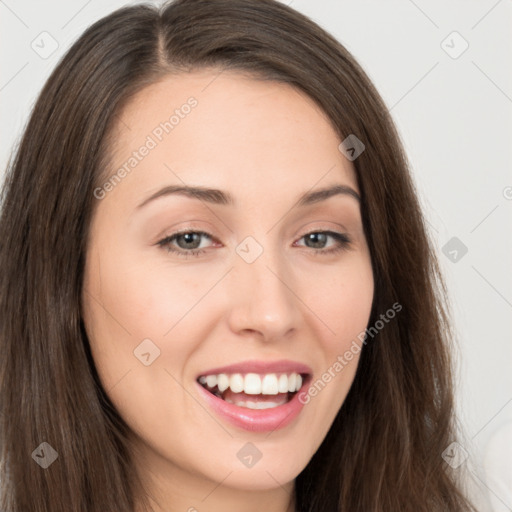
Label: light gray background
xmin=1 ymin=1 xmax=511 ymax=510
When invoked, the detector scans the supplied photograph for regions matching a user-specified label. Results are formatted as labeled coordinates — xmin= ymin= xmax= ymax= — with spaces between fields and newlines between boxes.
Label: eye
xmin=157 ymin=230 xmax=217 ymax=258
xmin=156 ymin=229 xmax=351 ymax=258
xmin=295 ymin=231 xmax=351 ymax=254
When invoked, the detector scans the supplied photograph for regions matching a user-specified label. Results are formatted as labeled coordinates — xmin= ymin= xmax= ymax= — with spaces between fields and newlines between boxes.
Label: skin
xmin=82 ymin=70 xmax=374 ymax=512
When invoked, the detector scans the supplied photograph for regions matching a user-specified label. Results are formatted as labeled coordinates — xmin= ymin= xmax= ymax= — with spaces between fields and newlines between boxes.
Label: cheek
xmin=89 ymin=249 xmax=211 ymax=339
xmin=82 ymin=245 xmax=224 ymax=387
xmin=301 ymin=254 xmax=374 ymax=350
xmin=296 ymin=256 xmax=373 ymax=421
xmin=82 ymin=249 xmax=238 ymax=476
xmin=82 ymin=251 xmax=199 ymax=434
xmin=81 ymin=248 xmax=173 ymax=392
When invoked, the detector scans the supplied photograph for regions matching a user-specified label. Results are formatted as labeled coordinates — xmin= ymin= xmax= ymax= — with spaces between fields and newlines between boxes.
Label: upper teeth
xmin=198 ymin=372 xmax=303 ymax=395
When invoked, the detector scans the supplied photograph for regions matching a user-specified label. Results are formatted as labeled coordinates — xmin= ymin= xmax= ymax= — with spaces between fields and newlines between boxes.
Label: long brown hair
xmin=0 ymin=0 xmax=475 ymax=510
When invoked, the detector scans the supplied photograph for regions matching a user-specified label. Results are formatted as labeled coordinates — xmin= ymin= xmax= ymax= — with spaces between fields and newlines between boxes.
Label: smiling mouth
xmin=197 ymin=372 xmax=308 ymax=410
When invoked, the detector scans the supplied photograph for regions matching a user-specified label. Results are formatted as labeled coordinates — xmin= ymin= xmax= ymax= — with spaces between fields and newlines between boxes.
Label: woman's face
xmin=82 ymin=70 xmax=374 ymax=505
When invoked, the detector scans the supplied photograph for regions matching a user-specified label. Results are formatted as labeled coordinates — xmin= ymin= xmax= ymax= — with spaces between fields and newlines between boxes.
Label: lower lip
xmin=196 ymin=379 xmax=309 ymax=432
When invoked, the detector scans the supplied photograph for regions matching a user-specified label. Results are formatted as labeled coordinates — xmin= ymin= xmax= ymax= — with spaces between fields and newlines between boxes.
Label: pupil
xmin=177 ymin=232 xmax=201 ymax=249
xmin=306 ymin=233 xmax=327 ymax=248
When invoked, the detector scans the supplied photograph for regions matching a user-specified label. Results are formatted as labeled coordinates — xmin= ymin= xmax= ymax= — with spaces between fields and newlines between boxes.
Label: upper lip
xmin=196 ymin=359 xmax=312 ymax=379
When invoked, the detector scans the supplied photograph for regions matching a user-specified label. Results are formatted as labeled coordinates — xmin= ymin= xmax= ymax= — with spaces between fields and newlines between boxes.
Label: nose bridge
xmin=226 ymin=236 xmax=300 ymax=339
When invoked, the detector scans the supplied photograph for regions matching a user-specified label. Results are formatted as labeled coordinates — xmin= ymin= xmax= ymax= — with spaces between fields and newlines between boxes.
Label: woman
xmin=0 ymin=0 xmax=476 ymax=510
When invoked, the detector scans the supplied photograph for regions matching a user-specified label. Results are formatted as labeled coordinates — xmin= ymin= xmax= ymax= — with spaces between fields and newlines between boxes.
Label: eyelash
xmin=156 ymin=229 xmax=352 ymax=259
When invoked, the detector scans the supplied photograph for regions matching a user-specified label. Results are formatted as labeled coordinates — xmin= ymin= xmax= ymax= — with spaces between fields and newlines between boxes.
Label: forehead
xmin=105 ymin=69 xmax=358 ymax=206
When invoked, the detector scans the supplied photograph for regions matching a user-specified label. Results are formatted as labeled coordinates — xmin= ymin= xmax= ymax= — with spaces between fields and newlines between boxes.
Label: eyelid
xmin=156 ymin=229 xmax=220 ymax=250
xmin=293 ymin=229 xmax=352 ymax=251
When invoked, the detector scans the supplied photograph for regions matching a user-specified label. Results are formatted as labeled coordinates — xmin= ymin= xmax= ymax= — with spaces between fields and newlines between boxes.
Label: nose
xmin=225 ymin=247 xmax=301 ymax=342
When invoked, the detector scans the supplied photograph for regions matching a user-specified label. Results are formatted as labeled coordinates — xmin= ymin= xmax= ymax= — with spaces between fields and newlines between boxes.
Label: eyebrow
xmin=296 ymin=184 xmax=360 ymax=206
xmin=137 ymin=183 xmax=360 ymax=209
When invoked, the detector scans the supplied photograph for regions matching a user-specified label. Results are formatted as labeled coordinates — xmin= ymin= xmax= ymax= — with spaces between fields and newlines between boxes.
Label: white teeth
xmin=261 ymin=374 xmax=279 ymax=395
xmin=287 ymin=373 xmax=297 ymax=392
xmin=199 ymin=371 xmax=304 ymax=395
xmin=217 ymin=373 xmax=230 ymax=392
xmin=225 ymin=397 xmax=288 ymax=409
xmin=278 ymin=374 xmax=289 ymax=393
xmin=205 ymin=375 xmax=217 ymax=388
xmin=244 ymin=373 xmax=261 ymax=394
xmin=229 ymin=374 xmax=244 ymax=393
